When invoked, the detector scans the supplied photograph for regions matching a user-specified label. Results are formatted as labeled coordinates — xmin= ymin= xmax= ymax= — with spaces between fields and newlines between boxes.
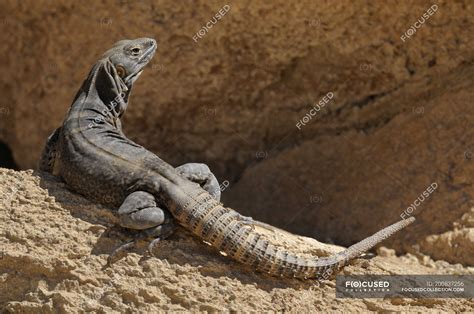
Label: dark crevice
xmin=405 ymin=56 xmax=416 ymax=76
xmin=333 ymin=93 xmax=382 ymax=118
xmin=0 ymin=141 xmax=19 ymax=170
xmin=352 ymin=93 xmax=382 ymax=110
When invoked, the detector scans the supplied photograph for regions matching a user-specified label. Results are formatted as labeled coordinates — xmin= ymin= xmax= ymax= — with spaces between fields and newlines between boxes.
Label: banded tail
xmin=169 ymin=188 xmax=415 ymax=279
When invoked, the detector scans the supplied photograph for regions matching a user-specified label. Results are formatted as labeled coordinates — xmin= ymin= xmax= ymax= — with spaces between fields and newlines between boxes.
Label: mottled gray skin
xmin=39 ymin=38 xmax=415 ymax=279
xmin=39 ymin=38 xmax=221 ymax=244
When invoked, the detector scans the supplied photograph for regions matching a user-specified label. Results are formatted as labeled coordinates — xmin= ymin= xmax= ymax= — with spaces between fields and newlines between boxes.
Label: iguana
xmin=39 ymin=38 xmax=415 ymax=279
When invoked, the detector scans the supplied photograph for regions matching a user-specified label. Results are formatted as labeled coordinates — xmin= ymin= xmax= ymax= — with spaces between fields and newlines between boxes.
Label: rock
xmin=421 ymin=226 xmax=474 ymax=265
xmin=0 ymin=2 xmax=473 ymax=300
xmin=226 ymin=66 xmax=474 ymax=259
xmin=1 ymin=169 xmax=473 ymax=311
xmin=377 ymin=247 xmax=396 ymax=257
xmin=0 ymin=1 xmax=472 ymax=176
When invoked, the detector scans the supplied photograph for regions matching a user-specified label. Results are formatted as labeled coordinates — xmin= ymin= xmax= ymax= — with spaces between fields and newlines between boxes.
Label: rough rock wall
xmin=1 ymin=169 xmax=473 ymax=311
xmin=0 ymin=0 xmax=473 ymax=253
xmin=227 ymin=66 xmax=474 ymax=260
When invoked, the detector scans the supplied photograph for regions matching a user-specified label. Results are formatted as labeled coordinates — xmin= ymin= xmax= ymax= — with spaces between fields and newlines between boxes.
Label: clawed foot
xmin=107 ymin=223 xmax=176 ymax=265
xmin=145 ymin=223 xmax=176 ymax=257
xmin=147 ymin=237 xmax=162 ymax=257
xmin=176 ymin=163 xmax=221 ymax=201
xmin=106 ymin=235 xmax=167 ymax=265
xmin=237 ymin=214 xmax=277 ymax=233
xmin=108 ymin=190 xmax=177 ymax=265
xmin=107 ymin=240 xmax=136 ymax=265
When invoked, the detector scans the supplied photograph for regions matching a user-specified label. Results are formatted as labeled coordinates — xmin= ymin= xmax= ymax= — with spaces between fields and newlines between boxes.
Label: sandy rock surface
xmin=228 ymin=66 xmax=474 ymax=257
xmin=0 ymin=1 xmax=473 ymax=310
xmin=1 ymin=0 xmax=473 ymax=252
xmin=1 ymin=169 xmax=473 ymax=312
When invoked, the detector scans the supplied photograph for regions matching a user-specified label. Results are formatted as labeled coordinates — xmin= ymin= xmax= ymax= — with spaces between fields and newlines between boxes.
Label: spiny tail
xmin=229 ymin=216 xmax=415 ymax=279
xmin=173 ymin=190 xmax=416 ymax=279
xmin=307 ymin=216 xmax=415 ymax=277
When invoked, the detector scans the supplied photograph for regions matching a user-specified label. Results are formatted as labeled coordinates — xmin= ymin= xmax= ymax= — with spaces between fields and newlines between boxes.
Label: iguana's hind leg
xmin=117 ymin=191 xmax=173 ymax=230
xmin=108 ymin=191 xmax=176 ymax=264
xmin=176 ymin=163 xmax=221 ymax=201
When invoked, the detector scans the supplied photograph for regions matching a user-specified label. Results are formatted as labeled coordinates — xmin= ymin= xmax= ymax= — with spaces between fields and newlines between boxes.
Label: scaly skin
xmin=40 ymin=38 xmax=415 ymax=279
xmin=163 ymin=189 xmax=414 ymax=278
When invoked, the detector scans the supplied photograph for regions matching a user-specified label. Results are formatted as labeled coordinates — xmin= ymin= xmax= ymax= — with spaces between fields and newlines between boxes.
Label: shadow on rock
xmin=35 ymin=170 xmax=310 ymax=291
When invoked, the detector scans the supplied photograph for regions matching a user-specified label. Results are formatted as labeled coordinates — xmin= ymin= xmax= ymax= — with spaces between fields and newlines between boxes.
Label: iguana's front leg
xmin=176 ymin=163 xmax=221 ymax=201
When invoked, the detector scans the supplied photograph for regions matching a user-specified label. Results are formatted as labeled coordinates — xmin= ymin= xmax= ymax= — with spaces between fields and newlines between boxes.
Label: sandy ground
xmin=1 ymin=168 xmax=473 ymax=312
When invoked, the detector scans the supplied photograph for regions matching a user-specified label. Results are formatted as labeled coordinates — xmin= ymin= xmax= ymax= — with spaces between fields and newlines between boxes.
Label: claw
xmin=238 ymin=214 xmax=277 ymax=233
xmin=107 ymin=240 xmax=135 ymax=265
xmin=147 ymin=237 xmax=162 ymax=256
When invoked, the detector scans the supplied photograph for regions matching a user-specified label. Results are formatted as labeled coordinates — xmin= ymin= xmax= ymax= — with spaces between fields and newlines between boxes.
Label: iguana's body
xmin=39 ymin=38 xmax=415 ymax=279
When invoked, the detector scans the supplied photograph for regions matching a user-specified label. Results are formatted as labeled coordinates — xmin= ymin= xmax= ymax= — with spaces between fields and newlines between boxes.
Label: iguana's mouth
xmin=124 ymin=42 xmax=156 ymax=85
xmin=124 ymin=70 xmax=144 ymax=86
xmin=138 ymin=42 xmax=157 ymax=65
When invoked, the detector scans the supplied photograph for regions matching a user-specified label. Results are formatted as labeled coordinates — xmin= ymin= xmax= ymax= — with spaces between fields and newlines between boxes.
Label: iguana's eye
xmin=131 ymin=47 xmax=141 ymax=56
xmin=116 ymin=65 xmax=126 ymax=78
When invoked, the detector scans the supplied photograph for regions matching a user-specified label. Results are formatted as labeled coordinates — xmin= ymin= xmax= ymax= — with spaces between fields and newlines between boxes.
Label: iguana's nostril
xmin=149 ymin=39 xmax=157 ymax=48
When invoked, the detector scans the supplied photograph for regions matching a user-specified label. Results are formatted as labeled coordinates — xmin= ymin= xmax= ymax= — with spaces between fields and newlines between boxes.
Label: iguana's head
xmin=102 ymin=38 xmax=157 ymax=88
xmin=81 ymin=38 xmax=157 ymax=114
